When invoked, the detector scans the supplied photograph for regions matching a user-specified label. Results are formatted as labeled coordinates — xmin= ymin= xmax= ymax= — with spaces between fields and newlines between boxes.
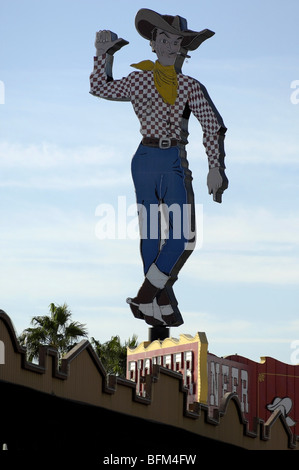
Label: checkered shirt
xmin=90 ymin=55 xmax=226 ymax=169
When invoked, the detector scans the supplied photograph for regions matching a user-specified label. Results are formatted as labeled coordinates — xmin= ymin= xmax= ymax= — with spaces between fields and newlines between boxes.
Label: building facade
xmin=1 ymin=310 xmax=298 ymax=452
xmin=127 ymin=332 xmax=299 ymax=437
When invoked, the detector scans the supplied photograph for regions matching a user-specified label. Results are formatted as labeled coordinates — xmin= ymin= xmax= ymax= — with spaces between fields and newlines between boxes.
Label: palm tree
xmin=19 ymin=302 xmax=88 ymax=362
xmin=91 ymin=334 xmax=138 ymax=377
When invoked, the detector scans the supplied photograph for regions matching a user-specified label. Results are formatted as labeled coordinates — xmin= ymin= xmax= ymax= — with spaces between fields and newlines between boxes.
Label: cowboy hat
xmin=267 ymin=397 xmax=296 ymax=427
xmin=135 ymin=8 xmax=214 ymax=51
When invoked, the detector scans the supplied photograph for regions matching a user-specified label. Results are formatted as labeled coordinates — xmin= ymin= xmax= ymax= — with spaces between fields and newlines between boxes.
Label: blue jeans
xmin=131 ymin=143 xmax=196 ymax=278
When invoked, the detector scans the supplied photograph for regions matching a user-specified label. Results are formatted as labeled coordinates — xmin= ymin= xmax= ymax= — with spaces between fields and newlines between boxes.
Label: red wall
xmin=226 ymin=355 xmax=299 ymax=436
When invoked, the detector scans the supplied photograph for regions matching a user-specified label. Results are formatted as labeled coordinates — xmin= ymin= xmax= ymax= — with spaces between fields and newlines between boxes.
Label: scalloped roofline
xmin=0 ymin=309 xmax=298 ymax=450
xmin=127 ymin=332 xmax=208 ymax=354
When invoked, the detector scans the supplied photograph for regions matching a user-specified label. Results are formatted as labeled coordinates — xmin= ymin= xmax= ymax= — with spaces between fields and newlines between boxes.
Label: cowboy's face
xmin=152 ymin=28 xmax=183 ymax=66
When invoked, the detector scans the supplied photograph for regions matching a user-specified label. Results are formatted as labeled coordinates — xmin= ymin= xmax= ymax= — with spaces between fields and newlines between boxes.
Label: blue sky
xmin=0 ymin=0 xmax=299 ymax=364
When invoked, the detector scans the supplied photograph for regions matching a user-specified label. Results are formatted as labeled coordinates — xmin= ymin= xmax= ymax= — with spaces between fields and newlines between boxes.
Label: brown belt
xmin=142 ymin=137 xmax=179 ymax=149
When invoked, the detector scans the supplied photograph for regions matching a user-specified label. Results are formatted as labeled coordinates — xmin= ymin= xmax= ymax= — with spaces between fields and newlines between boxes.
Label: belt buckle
xmin=159 ymin=137 xmax=171 ymax=149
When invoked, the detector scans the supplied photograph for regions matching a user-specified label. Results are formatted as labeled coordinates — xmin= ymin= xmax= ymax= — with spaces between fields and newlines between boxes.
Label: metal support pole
xmin=148 ymin=326 xmax=170 ymax=342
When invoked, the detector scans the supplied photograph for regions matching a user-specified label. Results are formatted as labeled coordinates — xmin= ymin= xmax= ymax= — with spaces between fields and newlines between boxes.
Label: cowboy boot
xmin=156 ymin=285 xmax=184 ymax=327
xmin=127 ymin=278 xmax=159 ymax=320
xmin=139 ymin=298 xmax=167 ymax=327
xmin=127 ymin=264 xmax=169 ymax=324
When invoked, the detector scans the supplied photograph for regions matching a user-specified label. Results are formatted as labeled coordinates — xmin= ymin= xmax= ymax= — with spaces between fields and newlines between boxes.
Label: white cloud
xmin=187 ymin=252 xmax=299 ymax=285
xmin=225 ymin=137 xmax=299 ymax=166
xmin=202 ymin=207 xmax=299 ymax=251
xmin=181 ymin=205 xmax=299 ymax=285
xmin=0 ymin=141 xmax=133 ymax=189
xmin=0 ymin=141 xmax=114 ymax=168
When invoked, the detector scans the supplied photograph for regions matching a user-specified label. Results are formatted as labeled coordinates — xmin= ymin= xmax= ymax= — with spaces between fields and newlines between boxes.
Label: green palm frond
xmin=18 ymin=302 xmax=88 ymax=362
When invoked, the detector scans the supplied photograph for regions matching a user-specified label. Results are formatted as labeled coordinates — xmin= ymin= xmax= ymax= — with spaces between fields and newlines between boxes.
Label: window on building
xmin=129 ymin=361 xmax=136 ymax=381
xmin=152 ymin=356 xmax=162 ymax=365
xmin=184 ymin=351 xmax=193 ymax=370
xmin=163 ymin=354 xmax=172 ymax=369
xmin=175 ymin=353 xmax=182 ymax=371
xmin=144 ymin=358 xmax=151 ymax=375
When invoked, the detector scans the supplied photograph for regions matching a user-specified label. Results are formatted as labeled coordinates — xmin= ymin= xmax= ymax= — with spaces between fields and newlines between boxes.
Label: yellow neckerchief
xmin=130 ymin=60 xmax=178 ymax=105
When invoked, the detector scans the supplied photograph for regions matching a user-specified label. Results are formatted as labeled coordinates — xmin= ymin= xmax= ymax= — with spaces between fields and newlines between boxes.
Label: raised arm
xmin=90 ymin=30 xmax=131 ymax=101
